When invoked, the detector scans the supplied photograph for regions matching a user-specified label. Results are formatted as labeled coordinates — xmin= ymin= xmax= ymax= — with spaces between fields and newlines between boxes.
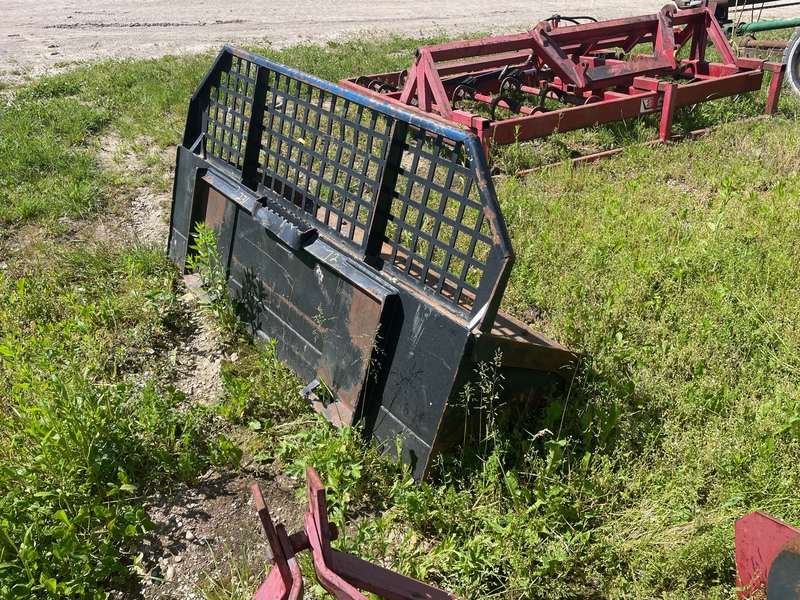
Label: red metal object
xmin=253 ymin=484 xmax=305 ymax=600
xmin=735 ymin=510 xmax=800 ymax=598
xmin=341 ymin=5 xmax=785 ymax=158
xmin=252 ymin=468 xmax=463 ymax=600
xmin=500 ymin=114 xmax=769 ymax=177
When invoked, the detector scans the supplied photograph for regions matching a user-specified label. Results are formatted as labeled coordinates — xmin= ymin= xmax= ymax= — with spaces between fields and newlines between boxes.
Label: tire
xmin=783 ymin=27 xmax=800 ymax=97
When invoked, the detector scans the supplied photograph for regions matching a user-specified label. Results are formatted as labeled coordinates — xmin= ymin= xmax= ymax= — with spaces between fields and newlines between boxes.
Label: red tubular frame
xmin=253 ymin=484 xmax=303 ymax=600
xmin=252 ymin=468 xmax=463 ymax=600
xmin=256 ymin=480 xmax=800 ymax=599
xmin=340 ymin=5 xmax=785 ymax=158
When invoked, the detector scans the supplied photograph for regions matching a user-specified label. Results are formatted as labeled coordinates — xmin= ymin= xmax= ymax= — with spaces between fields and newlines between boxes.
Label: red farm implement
xmin=341 ymin=4 xmax=786 ymax=157
xmin=252 ymin=467 xmax=462 ymax=600
xmin=251 ymin=478 xmax=800 ymax=600
xmin=736 ymin=511 xmax=800 ymax=599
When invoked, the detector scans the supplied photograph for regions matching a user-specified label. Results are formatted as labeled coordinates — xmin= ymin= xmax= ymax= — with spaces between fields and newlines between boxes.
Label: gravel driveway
xmin=4 ymin=1 xmax=794 ymax=81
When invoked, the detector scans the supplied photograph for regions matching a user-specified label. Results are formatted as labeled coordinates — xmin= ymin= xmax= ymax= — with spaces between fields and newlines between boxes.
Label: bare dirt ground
xmin=8 ymin=0 xmax=798 ymax=82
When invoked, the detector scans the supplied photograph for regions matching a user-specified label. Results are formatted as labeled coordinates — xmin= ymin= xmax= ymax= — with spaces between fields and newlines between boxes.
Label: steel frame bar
xmin=253 ymin=484 xmax=304 ymax=600
xmin=340 ymin=4 xmax=785 ymax=157
xmin=252 ymin=468 xmax=464 ymax=600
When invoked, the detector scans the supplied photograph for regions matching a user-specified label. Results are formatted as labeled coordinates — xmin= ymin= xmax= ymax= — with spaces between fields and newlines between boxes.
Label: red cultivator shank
xmin=252 ymin=468 xmax=462 ymax=600
xmin=341 ymin=5 xmax=785 ymax=157
xmin=255 ymin=486 xmax=800 ymax=599
xmin=736 ymin=511 xmax=800 ymax=599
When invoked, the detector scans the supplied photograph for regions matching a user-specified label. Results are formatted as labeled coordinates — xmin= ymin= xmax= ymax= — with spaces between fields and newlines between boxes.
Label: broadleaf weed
xmin=185 ymin=222 xmax=242 ymax=339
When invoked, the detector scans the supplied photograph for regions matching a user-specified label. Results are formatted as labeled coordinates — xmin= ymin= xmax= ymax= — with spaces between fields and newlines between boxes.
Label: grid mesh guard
xmin=189 ymin=47 xmax=511 ymax=327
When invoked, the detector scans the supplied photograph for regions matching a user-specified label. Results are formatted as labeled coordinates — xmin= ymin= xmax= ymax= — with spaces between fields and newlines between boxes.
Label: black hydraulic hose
xmin=546 ymin=14 xmax=599 ymax=25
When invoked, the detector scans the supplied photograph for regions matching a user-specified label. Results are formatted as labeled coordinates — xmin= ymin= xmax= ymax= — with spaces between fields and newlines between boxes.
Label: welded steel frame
xmin=253 ymin=468 xmax=463 ymax=600
xmin=169 ymin=46 xmax=576 ymax=481
xmin=703 ymin=0 xmax=800 ymax=90
xmin=340 ymin=5 xmax=785 ymax=156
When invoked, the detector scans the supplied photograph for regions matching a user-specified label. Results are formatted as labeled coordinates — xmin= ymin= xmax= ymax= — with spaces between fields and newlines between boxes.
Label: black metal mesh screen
xmin=190 ymin=48 xmax=510 ymax=324
xmin=258 ymin=72 xmax=392 ymax=248
xmin=382 ymin=130 xmax=492 ymax=310
xmin=203 ymin=55 xmax=256 ymax=171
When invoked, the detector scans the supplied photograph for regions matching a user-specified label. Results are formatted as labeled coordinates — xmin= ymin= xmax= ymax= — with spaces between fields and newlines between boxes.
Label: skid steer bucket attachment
xmin=168 ymin=47 xmax=576 ymax=480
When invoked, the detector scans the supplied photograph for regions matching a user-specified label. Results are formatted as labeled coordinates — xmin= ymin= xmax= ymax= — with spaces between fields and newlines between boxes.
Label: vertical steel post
xmin=764 ymin=62 xmax=786 ymax=115
xmin=658 ymin=82 xmax=679 ymax=141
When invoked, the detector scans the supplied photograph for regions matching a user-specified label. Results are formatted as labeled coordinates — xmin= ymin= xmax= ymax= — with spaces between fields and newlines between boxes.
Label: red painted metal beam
xmin=764 ymin=61 xmax=786 ymax=115
xmin=735 ymin=511 xmax=800 ymax=598
xmin=487 ymin=93 xmax=655 ymax=145
xmin=252 ymin=469 xmax=466 ymax=600
xmin=424 ymin=31 xmax=536 ymax=63
xmin=253 ymin=484 xmax=300 ymax=600
xmin=332 ymin=550 xmax=461 ymax=600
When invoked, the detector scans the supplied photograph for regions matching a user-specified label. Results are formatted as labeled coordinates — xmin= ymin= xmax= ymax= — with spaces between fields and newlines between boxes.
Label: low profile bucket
xmin=168 ymin=46 xmax=576 ymax=480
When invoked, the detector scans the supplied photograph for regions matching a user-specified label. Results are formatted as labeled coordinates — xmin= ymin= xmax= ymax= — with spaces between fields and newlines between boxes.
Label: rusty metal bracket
xmin=252 ymin=468 xmax=462 ymax=600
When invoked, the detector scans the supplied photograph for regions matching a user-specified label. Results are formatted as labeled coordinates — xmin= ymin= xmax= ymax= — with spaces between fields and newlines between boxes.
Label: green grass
xmin=1 ymin=32 xmax=800 ymax=599
xmin=494 ymin=117 xmax=800 ymax=597
xmin=0 ymin=245 xmax=232 ymax=597
xmin=0 ymin=54 xmax=211 ymax=227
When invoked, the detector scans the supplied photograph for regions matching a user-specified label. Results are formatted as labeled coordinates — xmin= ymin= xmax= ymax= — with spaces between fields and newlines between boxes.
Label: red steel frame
xmin=340 ymin=5 xmax=786 ymax=157
xmin=735 ymin=510 xmax=800 ymax=598
xmin=253 ymin=468 xmax=462 ymax=600
xmin=254 ymin=475 xmax=800 ymax=599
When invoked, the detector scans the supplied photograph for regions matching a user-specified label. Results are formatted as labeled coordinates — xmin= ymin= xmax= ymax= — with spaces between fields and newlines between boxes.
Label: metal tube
xmin=739 ymin=36 xmax=789 ymax=49
xmin=732 ymin=1 xmax=800 ymax=10
xmin=738 ymin=17 xmax=800 ymax=33
xmin=719 ymin=0 xmax=791 ymax=6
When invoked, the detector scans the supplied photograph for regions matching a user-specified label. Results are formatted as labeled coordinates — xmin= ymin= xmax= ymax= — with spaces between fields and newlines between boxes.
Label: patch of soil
xmin=520 ymin=303 xmax=551 ymax=331
xmin=169 ymin=289 xmax=227 ymax=406
xmin=0 ymin=1 xmax=688 ymax=84
xmin=90 ymin=133 xmax=308 ymax=598
xmin=0 ymin=224 xmax=49 ymax=274
xmin=128 ymin=189 xmax=171 ymax=247
xmin=95 ymin=133 xmax=173 ymax=249
xmin=136 ymin=469 xmax=306 ymax=599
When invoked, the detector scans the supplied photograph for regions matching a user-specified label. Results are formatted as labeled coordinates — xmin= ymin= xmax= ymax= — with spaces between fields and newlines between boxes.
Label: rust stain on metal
xmin=205 ymin=186 xmax=227 ymax=228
